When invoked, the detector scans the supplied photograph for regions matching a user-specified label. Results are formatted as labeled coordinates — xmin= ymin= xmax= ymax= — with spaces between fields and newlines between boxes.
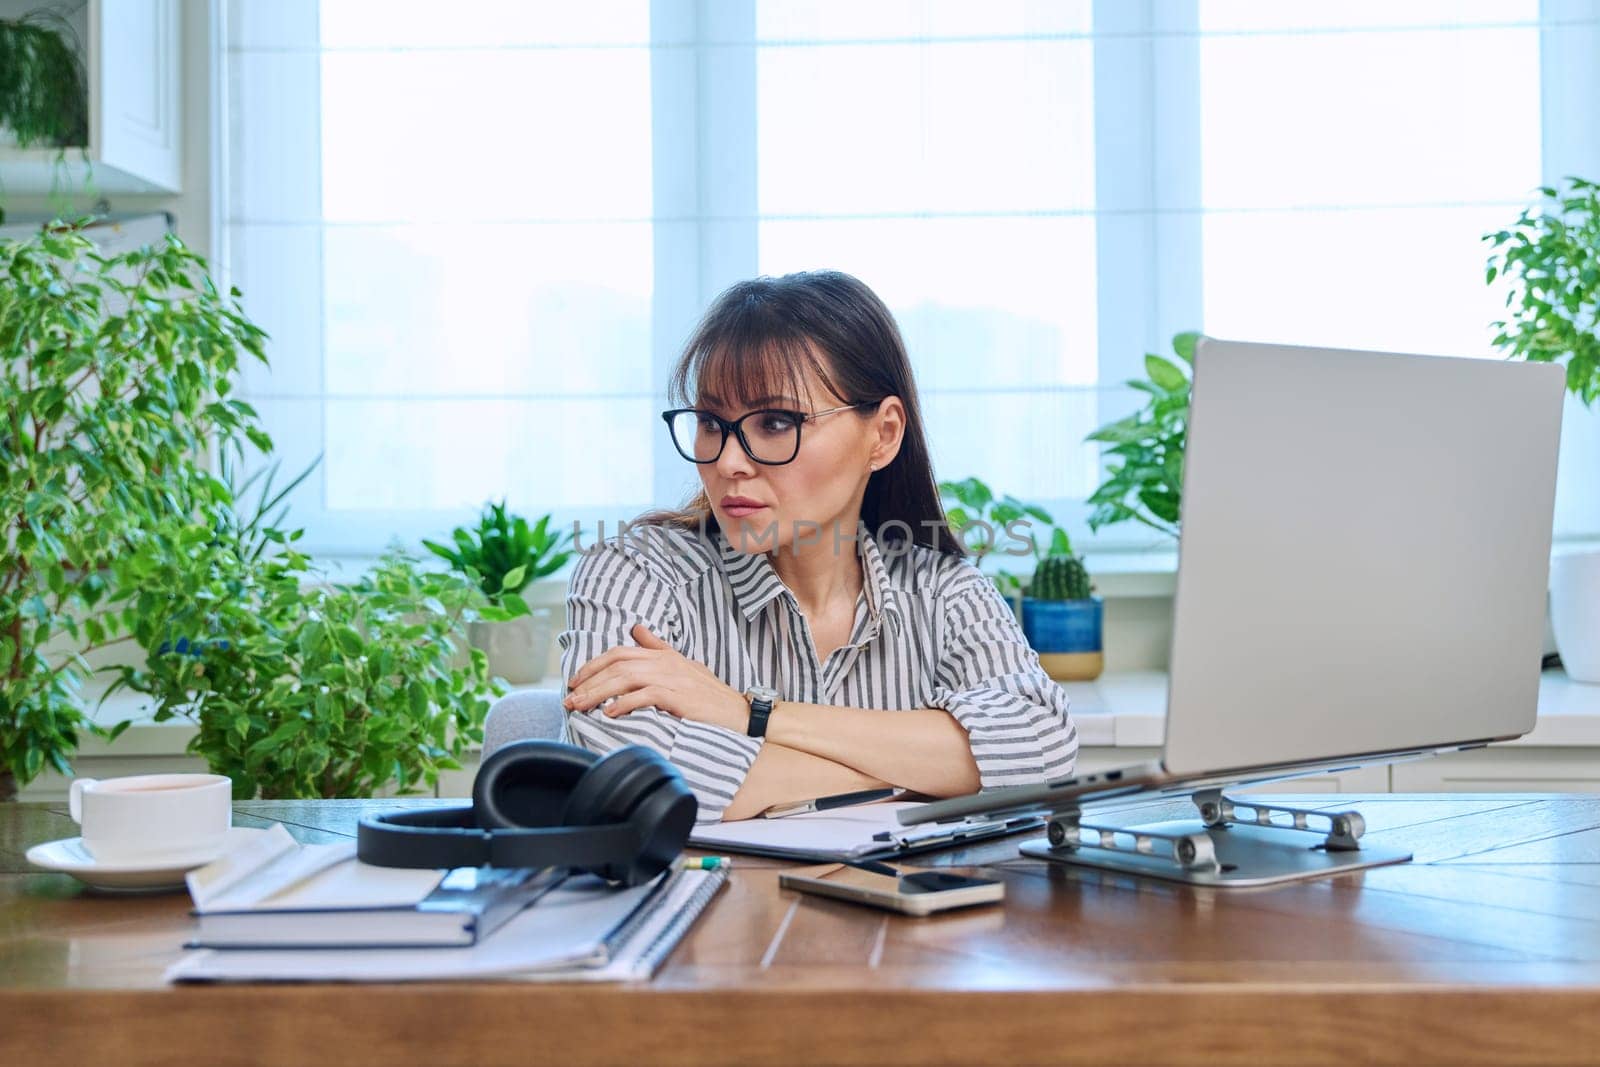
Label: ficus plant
xmin=1083 ymin=331 xmax=1201 ymax=541
xmin=0 ymin=222 xmax=269 ymax=798
xmin=1485 ymin=176 xmax=1600 ymax=406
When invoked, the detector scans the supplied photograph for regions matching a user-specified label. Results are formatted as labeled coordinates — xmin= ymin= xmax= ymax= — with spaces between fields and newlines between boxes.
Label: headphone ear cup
xmin=562 ymin=746 xmax=698 ymax=885
xmin=561 ymin=746 xmax=669 ymax=828
xmin=617 ymin=771 xmax=698 ymax=886
xmin=473 ymin=740 xmax=599 ymax=830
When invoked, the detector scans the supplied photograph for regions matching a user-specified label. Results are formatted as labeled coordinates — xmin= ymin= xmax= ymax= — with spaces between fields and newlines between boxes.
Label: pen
xmin=678 ymin=856 xmax=732 ymax=870
xmin=760 ymin=787 xmax=900 ymax=819
xmin=871 ymin=815 xmax=1028 ymax=843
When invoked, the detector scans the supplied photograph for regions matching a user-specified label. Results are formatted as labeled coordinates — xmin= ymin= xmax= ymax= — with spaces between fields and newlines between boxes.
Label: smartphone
xmin=778 ymin=865 xmax=1004 ymax=917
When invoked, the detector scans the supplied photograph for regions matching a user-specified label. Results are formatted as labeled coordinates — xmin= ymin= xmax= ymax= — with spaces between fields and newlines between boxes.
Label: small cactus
xmin=1031 ymin=555 xmax=1092 ymax=601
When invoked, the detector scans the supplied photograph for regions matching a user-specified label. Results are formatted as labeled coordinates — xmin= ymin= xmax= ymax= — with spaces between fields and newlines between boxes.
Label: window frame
xmin=216 ymin=0 xmax=1600 ymax=559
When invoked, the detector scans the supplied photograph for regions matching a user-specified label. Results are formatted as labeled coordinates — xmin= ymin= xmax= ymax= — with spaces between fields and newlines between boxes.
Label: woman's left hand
xmin=563 ymin=623 xmax=751 ymax=734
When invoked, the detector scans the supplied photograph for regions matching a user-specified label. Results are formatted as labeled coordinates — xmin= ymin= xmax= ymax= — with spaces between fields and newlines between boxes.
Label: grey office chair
xmin=482 ymin=689 xmax=568 ymax=759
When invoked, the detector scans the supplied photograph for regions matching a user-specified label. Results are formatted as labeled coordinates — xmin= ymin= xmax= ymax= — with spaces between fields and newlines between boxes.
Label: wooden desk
xmin=3 ymin=793 xmax=1600 ymax=1067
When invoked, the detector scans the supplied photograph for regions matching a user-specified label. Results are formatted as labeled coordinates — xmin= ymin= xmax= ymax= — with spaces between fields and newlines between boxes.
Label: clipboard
xmin=688 ymin=800 xmax=1041 ymax=864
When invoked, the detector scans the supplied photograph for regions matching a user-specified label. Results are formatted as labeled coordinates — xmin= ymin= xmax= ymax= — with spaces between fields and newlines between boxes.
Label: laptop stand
xmin=1017 ymin=788 xmax=1413 ymax=887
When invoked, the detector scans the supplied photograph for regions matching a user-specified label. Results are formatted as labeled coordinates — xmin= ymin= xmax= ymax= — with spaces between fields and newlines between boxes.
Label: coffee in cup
xmin=68 ymin=773 xmax=232 ymax=864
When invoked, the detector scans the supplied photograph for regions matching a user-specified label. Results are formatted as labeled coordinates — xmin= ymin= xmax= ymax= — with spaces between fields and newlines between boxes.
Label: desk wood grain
xmin=3 ymin=794 xmax=1599 ymax=1067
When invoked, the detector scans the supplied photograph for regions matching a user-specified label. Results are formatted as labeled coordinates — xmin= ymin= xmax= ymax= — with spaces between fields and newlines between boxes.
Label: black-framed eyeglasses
xmin=661 ymin=401 xmax=880 ymax=466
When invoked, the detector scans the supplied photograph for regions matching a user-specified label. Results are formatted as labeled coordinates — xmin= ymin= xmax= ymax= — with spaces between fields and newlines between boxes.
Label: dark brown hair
xmin=636 ymin=270 xmax=964 ymax=556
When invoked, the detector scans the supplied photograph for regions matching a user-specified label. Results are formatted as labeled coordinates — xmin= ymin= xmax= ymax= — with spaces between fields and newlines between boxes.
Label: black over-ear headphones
xmin=356 ymin=740 xmax=698 ymax=886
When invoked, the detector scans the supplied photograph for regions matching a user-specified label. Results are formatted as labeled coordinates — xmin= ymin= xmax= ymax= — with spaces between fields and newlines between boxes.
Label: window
xmin=1197 ymin=2 xmax=1540 ymax=356
xmin=754 ymin=2 xmax=1101 ymax=517
xmin=225 ymin=1 xmax=658 ymax=552
xmin=222 ymin=0 xmax=1600 ymax=556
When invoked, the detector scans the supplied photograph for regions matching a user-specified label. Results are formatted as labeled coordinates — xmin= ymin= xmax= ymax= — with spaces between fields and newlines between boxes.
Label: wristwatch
xmin=745 ymin=685 xmax=779 ymax=738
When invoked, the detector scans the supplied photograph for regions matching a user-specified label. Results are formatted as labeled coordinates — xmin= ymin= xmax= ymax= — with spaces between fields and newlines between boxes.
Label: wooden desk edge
xmin=6 ymin=984 xmax=1600 ymax=1067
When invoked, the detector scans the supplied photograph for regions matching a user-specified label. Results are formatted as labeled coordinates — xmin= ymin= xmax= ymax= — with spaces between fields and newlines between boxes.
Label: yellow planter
xmin=1037 ymin=650 xmax=1104 ymax=682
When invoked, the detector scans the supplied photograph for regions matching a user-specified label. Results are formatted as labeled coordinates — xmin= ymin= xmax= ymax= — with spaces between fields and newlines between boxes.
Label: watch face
xmin=749 ymin=685 xmax=779 ymax=703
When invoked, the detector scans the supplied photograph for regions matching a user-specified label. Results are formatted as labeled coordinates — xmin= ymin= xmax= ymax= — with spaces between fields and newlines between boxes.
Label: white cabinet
xmin=1391 ymin=748 xmax=1600 ymax=794
xmin=0 ymin=0 xmax=180 ymax=194
xmin=1065 ymin=669 xmax=1600 ymax=796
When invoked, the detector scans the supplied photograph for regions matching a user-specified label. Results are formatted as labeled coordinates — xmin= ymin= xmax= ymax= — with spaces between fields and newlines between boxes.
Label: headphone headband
xmin=358 ymin=806 xmax=644 ymax=870
xmin=355 ymin=741 xmax=699 ymax=884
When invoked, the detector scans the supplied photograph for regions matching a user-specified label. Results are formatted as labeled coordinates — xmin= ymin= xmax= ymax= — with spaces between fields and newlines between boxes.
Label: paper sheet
xmin=691 ymin=800 xmax=929 ymax=858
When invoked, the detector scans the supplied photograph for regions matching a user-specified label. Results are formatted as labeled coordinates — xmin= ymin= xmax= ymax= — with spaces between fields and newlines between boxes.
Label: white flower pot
xmin=1551 ymin=548 xmax=1600 ymax=684
xmin=469 ymin=607 xmax=556 ymax=685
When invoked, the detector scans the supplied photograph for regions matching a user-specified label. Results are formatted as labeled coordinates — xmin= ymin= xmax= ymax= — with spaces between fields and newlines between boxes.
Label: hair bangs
xmin=672 ymin=315 xmax=843 ymax=413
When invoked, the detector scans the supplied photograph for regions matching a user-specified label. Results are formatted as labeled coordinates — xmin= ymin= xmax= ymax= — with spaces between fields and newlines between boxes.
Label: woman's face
xmin=698 ymin=358 xmax=900 ymax=555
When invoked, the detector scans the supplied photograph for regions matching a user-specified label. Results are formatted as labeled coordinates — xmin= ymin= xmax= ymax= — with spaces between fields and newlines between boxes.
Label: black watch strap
xmin=746 ymin=686 xmax=777 ymax=738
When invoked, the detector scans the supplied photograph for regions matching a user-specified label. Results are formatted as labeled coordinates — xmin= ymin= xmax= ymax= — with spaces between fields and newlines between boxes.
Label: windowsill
xmin=1077 ymin=551 xmax=1179 ymax=599
xmin=72 ymin=668 xmax=1600 ymax=759
xmin=304 ymin=535 xmax=1600 ymax=605
xmin=71 ymin=675 xmax=567 ymax=757
xmin=307 ymin=551 xmax=1183 ymax=601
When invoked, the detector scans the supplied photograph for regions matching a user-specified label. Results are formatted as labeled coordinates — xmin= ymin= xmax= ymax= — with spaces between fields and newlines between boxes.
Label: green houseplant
xmin=938 ymin=476 xmax=1063 ymax=601
xmin=938 ymin=477 xmax=1101 ymax=680
xmin=1486 ymin=176 xmax=1600 ymax=681
xmin=425 ymin=501 xmax=575 ymax=684
xmin=103 ymin=473 xmax=503 ymax=800
xmin=0 ymin=11 xmax=88 ymax=149
xmin=0 ymin=222 xmax=269 ymax=799
xmin=1083 ymin=331 xmax=1201 ymax=541
xmin=1486 ymin=177 xmax=1600 ymax=406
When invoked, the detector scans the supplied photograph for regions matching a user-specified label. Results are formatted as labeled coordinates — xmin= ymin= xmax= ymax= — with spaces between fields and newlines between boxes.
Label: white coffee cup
xmin=68 ymin=773 xmax=233 ymax=865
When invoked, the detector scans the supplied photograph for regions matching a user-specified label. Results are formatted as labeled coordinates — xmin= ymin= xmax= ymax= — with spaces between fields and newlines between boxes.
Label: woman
xmin=559 ymin=270 xmax=1078 ymax=822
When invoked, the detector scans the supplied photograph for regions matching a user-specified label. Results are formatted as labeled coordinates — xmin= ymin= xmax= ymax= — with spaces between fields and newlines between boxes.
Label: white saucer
xmin=25 ymin=827 xmax=269 ymax=892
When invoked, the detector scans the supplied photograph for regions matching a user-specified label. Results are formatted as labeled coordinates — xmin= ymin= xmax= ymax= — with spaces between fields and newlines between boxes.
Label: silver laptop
xmin=905 ymin=337 xmax=1566 ymax=826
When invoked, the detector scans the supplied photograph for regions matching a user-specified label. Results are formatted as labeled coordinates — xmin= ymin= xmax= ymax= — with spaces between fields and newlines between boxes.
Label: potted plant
xmin=938 ymin=476 xmax=1048 ymax=607
xmin=425 ymin=502 xmax=576 ymax=684
xmin=1486 ymin=177 xmax=1600 ymax=683
xmin=0 ymin=222 xmax=269 ymax=800
xmin=1083 ymin=331 xmax=1201 ymax=541
xmin=1023 ymin=547 xmax=1104 ymax=683
xmin=104 ymin=472 xmax=504 ymax=800
xmin=938 ymin=477 xmax=1102 ymax=680
xmin=0 ymin=10 xmax=88 ymax=150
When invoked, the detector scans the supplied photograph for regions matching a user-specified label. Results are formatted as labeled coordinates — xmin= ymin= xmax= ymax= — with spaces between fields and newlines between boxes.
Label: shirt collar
xmin=714 ymin=524 xmax=905 ymax=635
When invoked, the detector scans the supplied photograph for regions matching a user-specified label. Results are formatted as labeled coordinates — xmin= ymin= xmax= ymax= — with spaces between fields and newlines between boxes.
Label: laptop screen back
xmin=1161 ymin=339 xmax=1564 ymax=777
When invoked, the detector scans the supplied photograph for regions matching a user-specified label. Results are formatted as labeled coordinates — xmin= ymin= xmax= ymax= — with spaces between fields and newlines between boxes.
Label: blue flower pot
xmin=1021 ymin=596 xmax=1104 ymax=681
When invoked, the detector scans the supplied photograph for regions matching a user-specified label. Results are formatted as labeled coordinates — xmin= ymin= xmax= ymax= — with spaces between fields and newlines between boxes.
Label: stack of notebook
xmin=165 ymin=825 xmax=726 ymax=984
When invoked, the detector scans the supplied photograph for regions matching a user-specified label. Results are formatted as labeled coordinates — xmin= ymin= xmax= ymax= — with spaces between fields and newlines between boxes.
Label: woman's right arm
xmin=562 ymin=535 xmax=887 ymax=822
xmin=560 ymin=540 xmax=765 ymax=823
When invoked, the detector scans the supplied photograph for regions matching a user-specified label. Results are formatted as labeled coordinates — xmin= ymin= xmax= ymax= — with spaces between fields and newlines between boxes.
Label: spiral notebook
xmin=529 ymin=864 xmax=726 ymax=983
xmin=166 ymin=865 xmax=728 ymax=984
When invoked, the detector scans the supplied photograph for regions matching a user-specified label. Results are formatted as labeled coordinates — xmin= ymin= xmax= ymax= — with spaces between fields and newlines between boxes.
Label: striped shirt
xmin=558 ymin=521 xmax=1079 ymax=823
